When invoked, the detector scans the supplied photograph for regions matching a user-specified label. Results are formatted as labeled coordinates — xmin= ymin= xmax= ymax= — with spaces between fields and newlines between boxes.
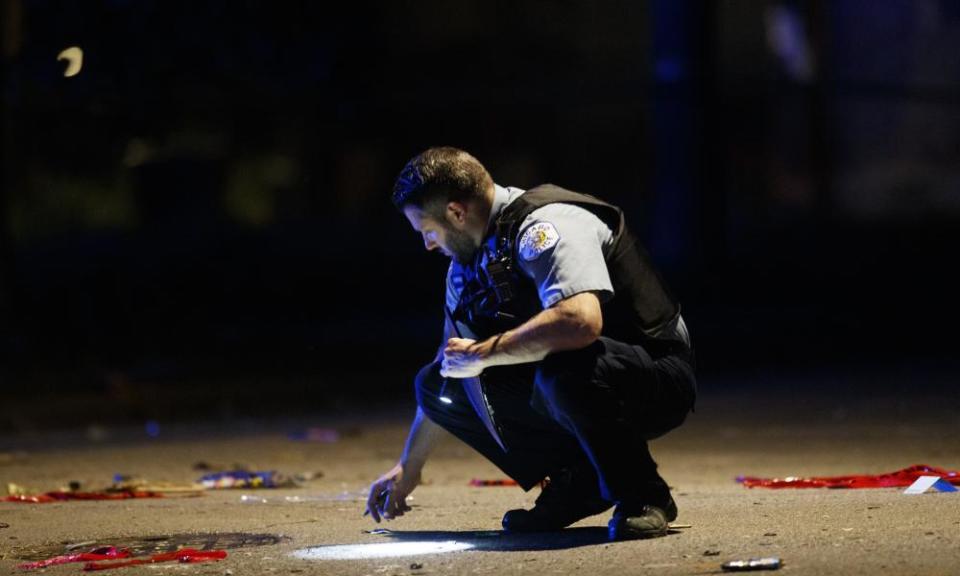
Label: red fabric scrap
xmin=17 ymin=547 xmax=131 ymax=570
xmin=3 ymin=490 xmax=163 ymax=504
xmin=469 ymin=478 xmax=519 ymax=487
xmin=83 ymin=548 xmax=227 ymax=571
xmin=738 ymin=464 xmax=960 ymax=489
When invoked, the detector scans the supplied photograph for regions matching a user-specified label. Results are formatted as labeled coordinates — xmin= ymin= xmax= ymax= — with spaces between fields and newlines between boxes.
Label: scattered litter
xmin=198 ymin=470 xmax=296 ymax=489
xmin=737 ymin=464 xmax=960 ymax=489
xmin=13 ymin=533 xmax=285 ymax=563
xmin=84 ymin=548 xmax=226 ymax=571
xmin=5 ymin=475 xmax=201 ymax=503
xmin=288 ymin=428 xmax=340 ymax=443
xmin=111 ymin=479 xmax=203 ymax=495
xmin=4 ymin=489 xmax=164 ymax=504
xmin=18 ymin=546 xmax=129 ymax=570
xmin=240 ymin=491 xmax=363 ymax=504
xmin=703 ymin=550 xmax=721 ymax=556
xmin=410 ymin=562 xmax=423 ymax=569
xmin=7 ymin=483 xmax=30 ymax=496
xmin=469 ymin=479 xmax=519 ymax=487
xmin=0 ymin=522 xmax=10 ymax=529
xmin=903 ymin=475 xmax=958 ymax=495
xmin=363 ymin=529 xmax=393 ymax=535
xmin=763 ymin=532 xmax=777 ymax=537
xmin=669 ymin=523 xmax=693 ymax=529
xmin=721 ymin=557 xmax=782 ymax=572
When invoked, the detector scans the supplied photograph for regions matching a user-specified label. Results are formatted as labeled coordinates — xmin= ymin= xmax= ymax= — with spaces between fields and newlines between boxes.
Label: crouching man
xmin=366 ymin=147 xmax=695 ymax=541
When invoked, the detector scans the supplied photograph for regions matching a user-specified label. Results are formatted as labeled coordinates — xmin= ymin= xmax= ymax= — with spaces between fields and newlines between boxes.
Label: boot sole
xmin=607 ymin=521 xmax=669 ymax=541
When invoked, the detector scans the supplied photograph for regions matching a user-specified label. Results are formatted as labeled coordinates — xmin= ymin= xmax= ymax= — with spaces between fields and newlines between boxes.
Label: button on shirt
xmin=446 ymin=185 xmax=615 ymax=339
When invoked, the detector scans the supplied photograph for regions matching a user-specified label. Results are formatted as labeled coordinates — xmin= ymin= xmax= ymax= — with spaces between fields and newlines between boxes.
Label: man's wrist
xmin=475 ymin=333 xmax=506 ymax=367
xmin=398 ymin=459 xmax=423 ymax=480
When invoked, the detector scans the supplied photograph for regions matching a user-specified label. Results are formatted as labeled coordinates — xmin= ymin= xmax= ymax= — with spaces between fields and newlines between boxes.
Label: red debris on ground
xmin=469 ymin=478 xmax=519 ymax=487
xmin=83 ymin=548 xmax=227 ymax=571
xmin=738 ymin=464 xmax=960 ymax=489
xmin=18 ymin=547 xmax=131 ymax=570
xmin=18 ymin=546 xmax=227 ymax=572
xmin=4 ymin=490 xmax=163 ymax=503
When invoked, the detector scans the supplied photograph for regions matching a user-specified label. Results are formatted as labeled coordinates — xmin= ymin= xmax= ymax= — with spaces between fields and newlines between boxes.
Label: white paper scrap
xmin=904 ymin=475 xmax=947 ymax=495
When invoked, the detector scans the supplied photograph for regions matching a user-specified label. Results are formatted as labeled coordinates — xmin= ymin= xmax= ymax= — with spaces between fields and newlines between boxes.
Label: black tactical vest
xmin=452 ymin=184 xmax=688 ymax=358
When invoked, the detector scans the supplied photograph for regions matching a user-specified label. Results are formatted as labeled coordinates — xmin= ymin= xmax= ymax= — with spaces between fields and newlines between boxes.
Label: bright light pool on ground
xmin=293 ymin=541 xmax=474 ymax=560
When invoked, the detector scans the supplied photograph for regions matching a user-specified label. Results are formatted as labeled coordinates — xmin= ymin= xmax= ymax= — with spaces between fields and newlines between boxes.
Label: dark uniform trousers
xmin=416 ymin=335 xmax=696 ymax=507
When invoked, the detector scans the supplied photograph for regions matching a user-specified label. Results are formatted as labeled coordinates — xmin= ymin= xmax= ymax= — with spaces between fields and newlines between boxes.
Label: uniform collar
xmin=485 ymin=184 xmax=514 ymax=238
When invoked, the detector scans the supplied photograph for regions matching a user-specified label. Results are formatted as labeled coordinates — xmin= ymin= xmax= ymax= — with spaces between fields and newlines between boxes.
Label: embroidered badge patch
xmin=519 ymin=222 xmax=560 ymax=261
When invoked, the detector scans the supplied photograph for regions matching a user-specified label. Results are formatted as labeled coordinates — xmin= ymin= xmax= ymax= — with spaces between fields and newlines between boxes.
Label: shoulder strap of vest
xmin=493 ymin=184 xmax=624 ymax=260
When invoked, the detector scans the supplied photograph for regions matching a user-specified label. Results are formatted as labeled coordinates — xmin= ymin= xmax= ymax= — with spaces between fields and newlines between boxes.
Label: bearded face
xmin=403 ymin=204 xmax=480 ymax=264
xmin=439 ymin=220 xmax=480 ymax=264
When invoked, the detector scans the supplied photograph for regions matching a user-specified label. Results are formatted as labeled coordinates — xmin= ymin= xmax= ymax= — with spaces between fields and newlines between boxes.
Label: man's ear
xmin=445 ymin=201 xmax=468 ymax=226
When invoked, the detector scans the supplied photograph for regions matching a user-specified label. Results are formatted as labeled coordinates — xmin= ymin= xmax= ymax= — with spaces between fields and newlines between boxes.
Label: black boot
xmin=502 ymin=468 xmax=612 ymax=532
xmin=607 ymin=495 xmax=678 ymax=541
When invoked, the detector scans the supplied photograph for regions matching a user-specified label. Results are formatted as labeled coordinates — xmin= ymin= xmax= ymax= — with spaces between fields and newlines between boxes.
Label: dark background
xmin=1 ymin=0 xmax=958 ymax=430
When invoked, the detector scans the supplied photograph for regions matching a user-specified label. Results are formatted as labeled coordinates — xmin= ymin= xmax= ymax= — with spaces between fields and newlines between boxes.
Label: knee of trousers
xmin=414 ymin=361 xmax=446 ymax=417
xmin=532 ymin=352 xmax=596 ymax=423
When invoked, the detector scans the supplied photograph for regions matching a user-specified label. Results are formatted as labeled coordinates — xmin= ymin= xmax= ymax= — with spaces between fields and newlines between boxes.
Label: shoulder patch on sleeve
xmin=518 ymin=222 xmax=560 ymax=262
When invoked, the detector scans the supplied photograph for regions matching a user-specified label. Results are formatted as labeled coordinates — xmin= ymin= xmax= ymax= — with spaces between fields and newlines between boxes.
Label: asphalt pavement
xmin=1 ymin=371 xmax=958 ymax=575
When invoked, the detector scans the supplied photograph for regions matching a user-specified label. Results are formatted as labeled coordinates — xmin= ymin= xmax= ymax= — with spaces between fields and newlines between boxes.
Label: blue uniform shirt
xmin=446 ymin=185 xmax=615 ymax=339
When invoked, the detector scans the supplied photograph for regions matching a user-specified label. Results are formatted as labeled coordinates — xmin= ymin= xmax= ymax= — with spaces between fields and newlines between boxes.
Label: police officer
xmin=366 ymin=147 xmax=696 ymax=541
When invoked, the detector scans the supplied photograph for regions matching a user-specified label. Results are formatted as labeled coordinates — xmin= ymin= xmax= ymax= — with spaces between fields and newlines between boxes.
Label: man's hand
xmin=440 ymin=337 xmax=491 ymax=378
xmin=440 ymin=293 xmax=603 ymax=375
xmin=365 ymin=462 xmax=419 ymax=523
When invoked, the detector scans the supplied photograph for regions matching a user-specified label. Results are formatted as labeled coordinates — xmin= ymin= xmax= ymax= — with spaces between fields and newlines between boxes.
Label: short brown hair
xmin=391 ymin=147 xmax=493 ymax=214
